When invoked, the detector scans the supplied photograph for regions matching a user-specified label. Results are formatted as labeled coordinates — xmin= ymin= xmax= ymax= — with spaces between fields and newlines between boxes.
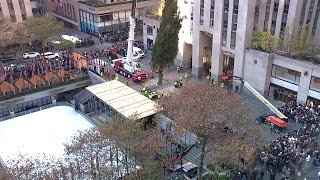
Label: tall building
xmin=144 ymin=0 xmax=320 ymax=103
xmin=0 ymin=0 xmax=44 ymax=22
xmin=51 ymin=0 xmax=158 ymax=35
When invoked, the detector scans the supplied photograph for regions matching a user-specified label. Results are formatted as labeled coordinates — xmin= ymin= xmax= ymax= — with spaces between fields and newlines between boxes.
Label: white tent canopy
xmin=86 ymin=80 xmax=158 ymax=119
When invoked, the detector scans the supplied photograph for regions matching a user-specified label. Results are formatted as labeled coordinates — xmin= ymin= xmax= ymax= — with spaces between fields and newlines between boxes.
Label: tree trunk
xmin=198 ymin=135 xmax=208 ymax=180
xmin=158 ymin=69 xmax=164 ymax=85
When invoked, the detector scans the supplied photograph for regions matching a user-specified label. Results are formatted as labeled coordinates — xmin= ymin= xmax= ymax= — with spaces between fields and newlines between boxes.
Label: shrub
xmin=252 ymin=31 xmax=277 ymax=52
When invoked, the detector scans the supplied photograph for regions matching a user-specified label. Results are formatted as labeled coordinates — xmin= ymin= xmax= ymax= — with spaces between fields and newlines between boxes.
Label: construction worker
xmin=179 ymin=77 xmax=183 ymax=82
xmin=115 ymin=73 xmax=119 ymax=81
xmin=142 ymin=84 xmax=146 ymax=91
xmin=156 ymin=82 xmax=158 ymax=87
xmin=100 ymin=72 xmax=103 ymax=77
xmin=221 ymin=83 xmax=224 ymax=88
xmin=207 ymin=74 xmax=210 ymax=80
xmin=157 ymin=94 xmax=161 ymax=99
xmin=177 ymin=66 xmax=181 ymax=73
xmin=148 ymin=93 xmax=153 ymax=99
xmin=184 ymin=73 xmax=188 ymax=79
xmin=174 ymin=81 xmax=178 ymax=88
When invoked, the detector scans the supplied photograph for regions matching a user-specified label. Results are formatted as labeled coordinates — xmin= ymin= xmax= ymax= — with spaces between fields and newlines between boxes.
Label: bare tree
xmin=160 ymin=80 xmax=273 ymax=179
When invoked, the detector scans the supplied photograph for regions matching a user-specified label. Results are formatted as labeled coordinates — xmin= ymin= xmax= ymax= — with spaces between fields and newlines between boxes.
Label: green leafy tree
xmin=252 ymin=31 xmax=277 ymax=52
xmin=24 ymin=16 xmax=64 ymax=56
xmin=151 ymin=0 xmax=181 ymax=85
xmin=278 ymin=22 xmax=315 ymax=56
xmin=157 ymin=0 xmax=165 ymax=17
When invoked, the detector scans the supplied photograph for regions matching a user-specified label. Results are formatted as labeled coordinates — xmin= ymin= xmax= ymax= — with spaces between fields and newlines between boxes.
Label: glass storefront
xmin=269 ymin=83 xmax=297 ymax=104
xmin=79 ymin=10 xmax=99 ymax=35
xmin=271 ymin=65 xmax=301 ymax=85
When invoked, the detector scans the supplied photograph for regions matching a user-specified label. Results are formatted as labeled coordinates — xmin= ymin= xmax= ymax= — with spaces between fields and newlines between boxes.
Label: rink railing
xmin=0 ymin=102 xmax=96 ymax=126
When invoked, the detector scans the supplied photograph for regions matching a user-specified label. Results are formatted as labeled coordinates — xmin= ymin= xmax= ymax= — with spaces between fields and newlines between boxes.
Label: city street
xmin=7 ymin=26 xmax=317 ymax=180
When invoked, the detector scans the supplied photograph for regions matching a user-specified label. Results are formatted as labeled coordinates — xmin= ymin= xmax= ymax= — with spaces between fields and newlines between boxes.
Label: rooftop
xmin=86 ymin=80 xmax=158 ymax=120
xmin=78 ymin=0 xmax=152 ymax=8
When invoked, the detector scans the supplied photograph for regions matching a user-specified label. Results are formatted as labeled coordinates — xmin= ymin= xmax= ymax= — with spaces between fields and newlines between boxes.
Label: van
xmin=133 ymin=47 xmax=144 ymax=59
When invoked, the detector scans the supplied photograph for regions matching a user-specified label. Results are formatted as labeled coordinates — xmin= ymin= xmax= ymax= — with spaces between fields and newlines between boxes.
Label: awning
xmin=86 ymin=80 xmax=158 ymax=120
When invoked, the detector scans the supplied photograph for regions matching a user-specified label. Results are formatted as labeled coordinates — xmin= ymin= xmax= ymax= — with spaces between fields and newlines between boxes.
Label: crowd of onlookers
xmin=257 ymin=101 xmax=320 ymax=179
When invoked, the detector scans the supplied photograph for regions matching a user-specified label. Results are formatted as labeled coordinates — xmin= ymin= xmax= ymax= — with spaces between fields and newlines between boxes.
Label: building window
xmin=273 ymin=2 xmax=279 ymax=13
xmin=230 ymin=32 xmax=236 ymax=49
xmin=224 ymin=0 xmax=229 ymax=13
xmin=232 ymin=0 xmax=239 ymax=31
xmin=100 ymin=14 xmax=113 ymax=22
xmin=310 ymin=76 xmax=320 ymax=92
xmin=307 ymin=0 xmax=315 ymax=22
xmin=210 ymin=0 xmax=215 ymax=27
xmin=312 ymin=0 xmax=320 ymax=36
xmin=222 ymin=29 xmax=227 ymax=46
xmin=300 ymin=0 xmax=308 ymax=24
xmin=200 ymin=0 xmax=204 ymax=25
xmin=147 ymin=25 xmax=153 ymax=35
xmin=271 ymin=65 xmax=301 ymax=85
xmin=283 ymin=0 xmax=290 ymax=14
xmin=264 ymin=2 xmax=271 ymax=31
xmin=253 ymin=0 xmax=261 ymax=32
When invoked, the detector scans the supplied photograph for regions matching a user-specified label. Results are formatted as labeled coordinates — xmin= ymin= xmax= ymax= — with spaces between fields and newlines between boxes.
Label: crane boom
xmin=126 ymin=0 xmax=137 ymax=63
xmin=234 ymin=76 xmax=287 ymax=119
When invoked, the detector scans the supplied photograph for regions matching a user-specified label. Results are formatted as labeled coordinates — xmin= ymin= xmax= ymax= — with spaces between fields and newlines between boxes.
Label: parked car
xmin=41 ymin=52 xmax=59 ymax=59
xmin=23 ymin=52 xmax=40 ymax=59
xmin=1 ymin=54 xmax=16 ymax=63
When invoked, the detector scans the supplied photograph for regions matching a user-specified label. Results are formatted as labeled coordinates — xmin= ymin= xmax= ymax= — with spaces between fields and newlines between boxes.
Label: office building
xmin=143 ymin=0 xmax=320 ymax=103
xmin=51 ymin=0 xmax=158 ymax=35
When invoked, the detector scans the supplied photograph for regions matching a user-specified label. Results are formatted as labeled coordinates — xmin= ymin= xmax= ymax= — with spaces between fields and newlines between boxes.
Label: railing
xmin=0 ymin=102 xmax=97 ymax=127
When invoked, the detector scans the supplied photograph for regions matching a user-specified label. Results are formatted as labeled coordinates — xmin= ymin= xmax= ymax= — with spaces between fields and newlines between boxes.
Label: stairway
xmin=183 ymin=146 xmax=203 ymax=166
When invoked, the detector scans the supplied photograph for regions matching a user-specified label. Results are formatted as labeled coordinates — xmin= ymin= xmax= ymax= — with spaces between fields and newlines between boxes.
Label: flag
xmin=0 ymin=73 xmax=6 ymax=83
xmin=24 ymin=68 xmax=27 ymax=79
xmin=51 ymin=0 xmax=58 ymax=10
xmin=10 ymin=74 xmax=13 ymax=83
xmin=58 ymin=0 xmax=64 ymax=9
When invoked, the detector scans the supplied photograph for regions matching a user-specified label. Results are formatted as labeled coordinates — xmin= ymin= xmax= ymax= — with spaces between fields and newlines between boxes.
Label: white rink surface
xmin=0 ymin=106 xmax=94 ymax=163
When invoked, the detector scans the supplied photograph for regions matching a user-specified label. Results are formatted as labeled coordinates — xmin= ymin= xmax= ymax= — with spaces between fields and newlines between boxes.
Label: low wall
xmin=0 ymin=79 xmax=92 ymax=108
xmin=88 ymin=70 xmax=106 ymax=84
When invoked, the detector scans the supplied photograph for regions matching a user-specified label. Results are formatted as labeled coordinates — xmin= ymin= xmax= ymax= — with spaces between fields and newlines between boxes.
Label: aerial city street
xmin=0 ymin=0 xmax=319 ymax=179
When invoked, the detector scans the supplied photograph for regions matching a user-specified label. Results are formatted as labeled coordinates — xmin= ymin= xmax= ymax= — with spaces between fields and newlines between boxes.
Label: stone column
xmin=192 ymin=30 xmax=204 ymax=76
xmin=23 ymin=0 xmax=33 ymax=18
xmin=233 ymin=0 xmax=255 ymax=83
xmin=210 ymin=0 xmax=224 ymax=82
xmin=12 ymin=0 xmax=23 ymax=22
xmin=257 ymin=0 xmax=268 ymax=31
xmin=297 ymin=71 xmax=312 ymax=103
xmin=0 ymin=0 xmax=10 ymax=18
xmin=287 ymin=0 xmax=303 ymax=24
xmin=275 ymin=0 xmax=285 ymax=37
xmin=226 ymin=0 xmax=234 ymax=48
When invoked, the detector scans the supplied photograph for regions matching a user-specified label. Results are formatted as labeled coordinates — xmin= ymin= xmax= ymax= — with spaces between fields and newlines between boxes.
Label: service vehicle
xmin=111 ymin=58 xmax=148 ymax=82
xmin=133 ymin=46 xmax=144 ymax=59
xmin=110 ymin=0 xmax=148 ymax=82
xmin=234 ymin=76 xmax=288 ymax=131
xmin=23 ymin=52 xmax=40 ymax=59
xmin=41 ymin=52 xmax=59 ymax=59
xmin=61 ymin=34 xmax=81 ymax=43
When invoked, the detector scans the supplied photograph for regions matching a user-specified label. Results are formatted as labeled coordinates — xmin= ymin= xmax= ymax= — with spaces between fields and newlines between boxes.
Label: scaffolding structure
xmin=75 ymin=80 xmax=158 ymax=125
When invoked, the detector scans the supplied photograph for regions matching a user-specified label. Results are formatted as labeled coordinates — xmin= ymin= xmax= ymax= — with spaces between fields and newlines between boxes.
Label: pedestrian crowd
xmin=258 ymin=101 xmax=320 ymax=179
